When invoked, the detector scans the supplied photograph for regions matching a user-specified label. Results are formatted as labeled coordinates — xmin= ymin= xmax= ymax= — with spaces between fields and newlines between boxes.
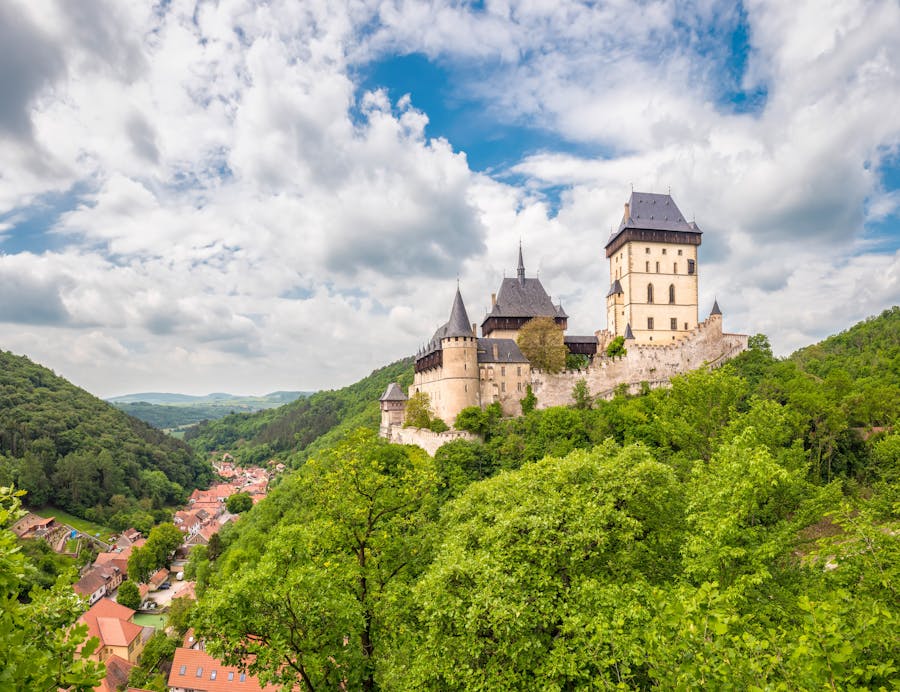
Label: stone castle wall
xmin=387 ymin=426 xmax=479 ymax=456
xmin=531 ymin=314 xmax=748 ymax=408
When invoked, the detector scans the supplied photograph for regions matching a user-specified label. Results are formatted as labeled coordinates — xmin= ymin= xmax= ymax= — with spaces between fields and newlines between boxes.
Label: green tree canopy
xmin=194 ymin=430 xmax=439 ymax=691
xmin=516 ymin=317 xmax=568 ymax=373
xmin=0 ymin=486 xmax=103 ymax=690
xmin=117 ymin=579 xmax=141 ymax=610
xmin=225 ymin=492 xmax=253 ymax=514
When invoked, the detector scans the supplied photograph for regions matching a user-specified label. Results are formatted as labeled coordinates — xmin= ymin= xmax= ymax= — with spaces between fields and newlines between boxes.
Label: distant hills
xmin=107 ymin=391 xmax=313 ymax=431
xmin=185 ymin=358 xmax=413 ymax=465
xmin=107 ymin=391 xmax=310 ymax=406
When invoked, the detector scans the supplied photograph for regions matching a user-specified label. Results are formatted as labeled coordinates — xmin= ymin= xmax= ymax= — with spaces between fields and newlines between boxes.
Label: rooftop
xmin=168 ymin=647 xmax=278 ymax=692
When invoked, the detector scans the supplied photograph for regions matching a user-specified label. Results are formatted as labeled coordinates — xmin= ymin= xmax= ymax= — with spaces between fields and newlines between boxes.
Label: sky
xmin=0 ymin=0 xmax=899 ymax=398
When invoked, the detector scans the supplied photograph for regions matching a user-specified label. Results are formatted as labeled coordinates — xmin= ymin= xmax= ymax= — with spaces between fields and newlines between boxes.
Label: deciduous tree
xmin=516 ymin=317 xmax=568 ymax=373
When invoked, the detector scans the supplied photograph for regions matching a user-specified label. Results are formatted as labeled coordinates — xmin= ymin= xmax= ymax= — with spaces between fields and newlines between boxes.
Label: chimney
xmin=471 ymin=322 xmax=477 ymax=336
xmin=491 ymin=293 xmax=497 ymax=307
xmin=492 ymin=343 xmax=499 ymax=360
xmin=623 ymin=201 xmax=630 ymax=221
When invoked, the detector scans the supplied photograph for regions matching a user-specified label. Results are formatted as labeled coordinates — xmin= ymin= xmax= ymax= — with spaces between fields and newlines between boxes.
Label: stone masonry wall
xmin=388 ymin=426 xmax=479 ymax=456
xmin=532 ymin=315 xmax=748 ymax=408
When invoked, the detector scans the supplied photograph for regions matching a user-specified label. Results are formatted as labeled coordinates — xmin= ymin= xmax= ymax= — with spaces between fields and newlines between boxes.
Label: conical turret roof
xmin=710 ymin=299 xmax=722 ymax=316
xmin=624 ymin=323 xmax=635 ymax=340
xmin=430 ymin=287 xmax=474 ymax=341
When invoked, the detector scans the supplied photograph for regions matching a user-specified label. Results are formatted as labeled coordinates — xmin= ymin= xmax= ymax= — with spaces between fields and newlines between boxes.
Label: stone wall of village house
xmin=388 ymin=426 xmax=480 ymax=456
xmin=479 ymin=361 xmax=531 ymax=418
xmin=532 ymin=314 xmax=748 ymax=408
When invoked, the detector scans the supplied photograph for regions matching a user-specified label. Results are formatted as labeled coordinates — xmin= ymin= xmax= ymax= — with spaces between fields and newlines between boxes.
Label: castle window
xmin=688 ymin=259 xmax=695 ymax=274
xmin=645 ymin=261 xmax=649 ymax=272
xmin=464 ymin=384 xmax=467 ymax=392
xmin=501 ymin=366 xmax=506 ymax=376
xmin=670 ymin=317 xmax=677 ymax=330
xmin=669 ymin=284 xmax=675 ymax=303
xmin=501 ymin=382 xmax=506 ymax=392
xmin=655 ymin=261 xmax=660 ymax=272
xmin=647 ymin=317 xmax=654 ymax=330
xmin=517 ymin=366 xmax=521 ymax=376
xmin=678 ymin=249 xmax=683 ymax=255
xmin=673 ymin=262 xmax=678 ymax=273
xmin=645 ymin=247 xmax=650 ymax=253
xmin=647 ymin=284 xmax=654 ymax=303
xmin=684 ymin=322 xmax=688 ymax=330
xmin=517 ymin=382 xmax=522 ymax=391
xmin=662 ymin=248 xmax=667 ymax=255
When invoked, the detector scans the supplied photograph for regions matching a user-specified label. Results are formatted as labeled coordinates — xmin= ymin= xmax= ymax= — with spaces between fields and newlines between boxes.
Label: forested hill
xmin=185 ymin=358 xmax=414 ymax=464
xmin=789 ymin=306 xmax=899 ymax=382
xmin=187 ymin=309 xmax=900 ymax=690
xmin=0 ymin=350 xmax=213 ymax=529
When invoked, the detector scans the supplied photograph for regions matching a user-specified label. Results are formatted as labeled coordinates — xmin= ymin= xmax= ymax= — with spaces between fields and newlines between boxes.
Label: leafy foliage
xmin=184 ymin=309 xmax=900 ymax=688
xmin=193 ymin=431 xmax=439 ymax=691
xmin=605 ymin=334 xmax=627 ymax=358
xmin=225 ymin=492 xmax=253 ymax=514
xmin=0 ymin=486 xmax=103 ymax=690
xmin=0 ymin=351 xmax=213 ymax=522
xmin=117 ymin=579 xmax=141 ymax=609
xmin=516 ymin=317 xmax=568 ymax=373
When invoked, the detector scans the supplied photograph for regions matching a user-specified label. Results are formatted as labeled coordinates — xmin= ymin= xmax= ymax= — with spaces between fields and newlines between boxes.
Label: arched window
xmin=669 ymin=284 xmax=675 ymax=303
xmin=647 ymin=284 xmax=654 ymax=303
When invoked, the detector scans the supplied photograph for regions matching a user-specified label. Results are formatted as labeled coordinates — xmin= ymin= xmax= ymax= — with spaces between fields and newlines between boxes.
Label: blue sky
xmin=0 ymin=0 xmax=898 ymax=396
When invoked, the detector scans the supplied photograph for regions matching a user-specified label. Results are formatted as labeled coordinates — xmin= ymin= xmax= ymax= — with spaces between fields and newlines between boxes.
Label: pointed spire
xmin=710 ymin=298 xmax=722 ymax=316
xmin=624 ymin=323 xmax=635 ymax=340
xmin=444 ymin=286 xmax=473 ymax=338
xmin=517 ymin=241 xmax=525 ymax=285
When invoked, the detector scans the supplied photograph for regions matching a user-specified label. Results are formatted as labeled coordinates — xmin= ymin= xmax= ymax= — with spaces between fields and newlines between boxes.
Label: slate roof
xmin=624 ymin=323 xmax=635 ymax=340
xmin=380 ymin=382 xmax=408 ymax=402
xmin=710 ymin=299 xmax=722 ymax=315
xmin=477 ymin=338 xmax=529 ymax=364
xmin=483 ymin=246 xmax=567 ymax=322
xmin=484 ymin=277 xmax=566 ymax=320
xmin=607 ymin=279 xmax=623 ymax=297
xmin=564 ymin=335 xmax=598 ymax=344
xmin=430 ymin=287 xmax=474 ymax=341
xmin=615 ymin=191 xmax=697 ymax=234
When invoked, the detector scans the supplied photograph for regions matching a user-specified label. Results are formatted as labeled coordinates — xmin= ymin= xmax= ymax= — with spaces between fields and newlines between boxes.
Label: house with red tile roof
xmin=78 ymin=598 xmax=148 ymax=664
xmin=74 ymin=563 xmax=123 ymax=605
xmin=149 ymin=567 xmax=170 ymax=590
xmin=95 ymin=654 xmax=133 ymax=692
xmin=167 ymin=648 xmax=280 ymax=692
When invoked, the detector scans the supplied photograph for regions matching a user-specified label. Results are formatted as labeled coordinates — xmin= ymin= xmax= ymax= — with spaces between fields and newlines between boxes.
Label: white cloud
xmin=0 ymin=0 xmax=898 ymax=396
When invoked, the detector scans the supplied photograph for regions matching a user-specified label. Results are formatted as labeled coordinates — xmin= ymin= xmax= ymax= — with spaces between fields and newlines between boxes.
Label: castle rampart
xmin=387 ymin=426 xmax=479 ymax=456
xmin=531 ymin=314 xmax=747 ymax=407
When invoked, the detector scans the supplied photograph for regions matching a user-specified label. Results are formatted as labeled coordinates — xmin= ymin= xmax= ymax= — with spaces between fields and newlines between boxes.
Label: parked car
xmin=159 ymin=582 xmax=171 ymax=590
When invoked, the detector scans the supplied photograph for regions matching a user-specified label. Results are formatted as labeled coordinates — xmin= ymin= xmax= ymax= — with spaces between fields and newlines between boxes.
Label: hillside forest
xmin=0 ymin=351 xmax=213 ymax=531
xmin=181 ymin=307 xmax=900 ymax=689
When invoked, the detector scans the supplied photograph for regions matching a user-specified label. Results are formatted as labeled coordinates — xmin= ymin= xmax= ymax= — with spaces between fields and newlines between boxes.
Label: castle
xmin=380 ymin=191 xmax=748 ymax=444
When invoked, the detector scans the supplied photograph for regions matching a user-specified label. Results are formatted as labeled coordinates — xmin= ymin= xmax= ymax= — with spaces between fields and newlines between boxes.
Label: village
xmin=10 ymin=455 xmax=283 ymax=692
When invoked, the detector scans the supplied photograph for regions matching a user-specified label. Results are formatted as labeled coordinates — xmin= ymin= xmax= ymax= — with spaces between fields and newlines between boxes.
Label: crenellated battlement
xmin=532 ymin=313 xmax=747 ymax=408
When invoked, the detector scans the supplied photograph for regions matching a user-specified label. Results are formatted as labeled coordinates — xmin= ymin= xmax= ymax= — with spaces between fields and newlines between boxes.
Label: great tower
xmin=605 ymin=191 xmax=702 ymax=344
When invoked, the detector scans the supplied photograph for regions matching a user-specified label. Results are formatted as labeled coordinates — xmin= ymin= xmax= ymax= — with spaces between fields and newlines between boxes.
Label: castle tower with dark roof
xmin=412 ymin=287 xmax=480 ymax=424
xmin=605 ymin=191 xmax=701 ymax=344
